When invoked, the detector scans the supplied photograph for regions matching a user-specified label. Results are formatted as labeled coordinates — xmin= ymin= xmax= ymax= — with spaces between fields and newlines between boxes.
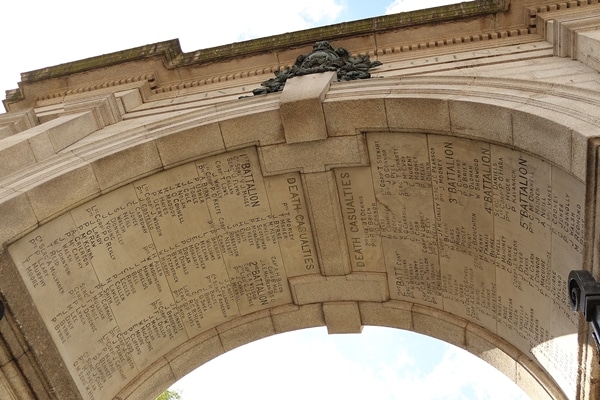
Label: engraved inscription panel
xmin=9 ymin=148 xmax=317 ymax=400
xmin=336 ymin=133 xmax=584 ymax=398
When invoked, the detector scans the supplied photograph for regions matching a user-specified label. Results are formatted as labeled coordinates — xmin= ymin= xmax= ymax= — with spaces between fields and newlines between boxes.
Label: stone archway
xmin=1 ymin=73 xmax=596 ymax=400
xmin=165 ymin=325 xmax=541 ymax=400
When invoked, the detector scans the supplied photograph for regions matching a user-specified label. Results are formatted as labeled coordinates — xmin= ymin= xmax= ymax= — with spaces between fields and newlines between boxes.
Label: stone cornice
xmin=4 ymin=0 xmax=507 ymax=109
xmin=18 ymin=41 xmax=181 ymax=85
xmin=175 ymin=0 xmax=508 ymax=67
xmin=19 ymin=1 xmax=507 ymax=84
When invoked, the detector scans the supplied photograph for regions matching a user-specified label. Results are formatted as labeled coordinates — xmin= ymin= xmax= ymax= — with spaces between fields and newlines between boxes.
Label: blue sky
xmin=2 ymin=1 xmax=531 ymax=399
xmin=171 ymin=327 xmax=530 ymax=400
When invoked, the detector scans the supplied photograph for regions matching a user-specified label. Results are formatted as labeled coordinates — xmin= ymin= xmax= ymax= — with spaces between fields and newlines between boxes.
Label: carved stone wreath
xmin=248 ymin=41 xmax=382 ymax=96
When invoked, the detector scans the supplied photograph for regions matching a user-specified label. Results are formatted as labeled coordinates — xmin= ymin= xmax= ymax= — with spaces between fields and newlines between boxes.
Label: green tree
xmin=156 ymin=389 xmax=182 ymax=400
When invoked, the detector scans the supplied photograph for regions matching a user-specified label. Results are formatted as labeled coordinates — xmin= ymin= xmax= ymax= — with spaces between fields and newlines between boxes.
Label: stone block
xmin=578 ymin=30 xmax=600 ymax=73
xmin=90 ymin=140 xmax=163 ymax=191
xmin=27 ymin=131 xmax=55 ymax=161
xmin=217 ymin=310 xmax=275 ymax=352
xmin=0 ymin=138 xmax=37 ymax=179
xmin=515 ymin=360 xmax=554 ymax=400
xmin=0 ymin=251 xmax=81 ymax=399
xmin=0 ymin=109 xmax=38 ymax=136
xmin=512 ymin=107 xmax=572 ymax=170
xmin=571 ymin=122 xmax=598 ymax=182
xmin=465 ymin=324 xmax=518 ymax=382
xmin=0 ymin=126 xmax=13 ymax=140
xmin=25 ymin=163 xmax=101 ymax=223
xmin=0 ymin=361 xmax=34 ymax=400
xmin=116 ymin=89 xmax=144 ymax=113
xmin=385 ymin=97 xmax=451 ymax=133
xmin=302 ymin=172 xmax=351 ymax=275
xmin=165 ymin=329 xmax=224 ymax=381
xmin=358 ymin=301 xmax=413 ymax=330
xmin=271 ymin=304 xmax=325 ymax=333
xmin=323 ymin=96 xmax=387 ymax=136
xmin=14 ymin=353 xmax=49 ymax=400
xmin=44 ymin=112 xmax=99 ymax=152
xmin=449 ymin=100 xmax=513 ymax=145
xmin=0 ymin=370 xmax=19 ymax=400
xmin=0 ymin=316 xmax=26 ymax=363
xmin=1 ymin=112 xmax=100 ymax=175
xmin=219 ymin=108 xmax=284 ymax=148
xmin=412 ymin=305 xmax=467 ymax=349
xmin=65 ymin=95 xmax=123 ymax=128
xmin=323 ymin=302 xmax=363 ymax=334
xmin=280 ymin=71 xmax=336 ymax=143
xmin=118 ymin=359 xmax=175 ymax=400
xmin=260 ymin=135 xmax=367 ymax=174
xmin=0 ymin=191 xmax=37 ymax=249
xmin=289 ymin=273 xmax=389 ymax=305
xmin=156 ymin=122 xmax=224 ymax=167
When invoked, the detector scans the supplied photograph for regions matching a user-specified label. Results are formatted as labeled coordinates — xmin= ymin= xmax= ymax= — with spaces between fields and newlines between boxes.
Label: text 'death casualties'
xmin=8 ymin=148 xmax=317 ymax=400
xmin=336 ymin=133 xmax=583 ymax=398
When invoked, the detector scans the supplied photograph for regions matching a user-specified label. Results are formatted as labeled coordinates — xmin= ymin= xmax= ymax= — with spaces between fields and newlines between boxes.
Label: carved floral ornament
xmin=246 ymin=41 xmax=382 ymax=96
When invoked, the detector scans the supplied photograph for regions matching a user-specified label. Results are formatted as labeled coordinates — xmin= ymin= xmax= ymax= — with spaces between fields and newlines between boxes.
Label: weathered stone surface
xmin=289 ymin=273 xmax=389 ymax=305
xmin=358 ymin=301 xmax=413 ymax=330
xmin=260 ymin=135 xmax=367 ymax=174
xmin=412 ymin=305 xmax=467 ymax=350
xmin=466 ymin=324 xmax=519 ymax=383
xmin=165 ymin=330 xmax=223 ymax=381
xmin=0 ymin=191 xmax=37 ymax=251
xmin=385 ymin=97 xmax=450 ymax=133
xmin=323 ymin=95 xmax=388 ymax=136
xmin=90 ymin=140 xmax=163 ymax=191
xmin=115 ymin=360 xmax=175 ymax=400
xmin=2 ymin=2 xmax=600 ymax=400
xmin=271 ymin=304 xmax=325 ymax=333
xmin=280 ymin=71 xmax=336 ymax=143
xmin=217 ymin=310 xmax=275 ymax=352
xmin=449 ymin=100 xmax=513 ymax=145
xmin=0 ymin=138 xmax=38 ymax=179
xmin=323 ymin=302 xmax=362 ymax=334
xmin=24 ymin=163 xmax=101 ymax=223
xmin=155 ymin=122 xmax=224 ymax=167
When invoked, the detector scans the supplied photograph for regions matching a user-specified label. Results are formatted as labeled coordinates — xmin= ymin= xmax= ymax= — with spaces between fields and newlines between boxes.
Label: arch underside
xmin=1 ymin=71 xmax=593 ymax=400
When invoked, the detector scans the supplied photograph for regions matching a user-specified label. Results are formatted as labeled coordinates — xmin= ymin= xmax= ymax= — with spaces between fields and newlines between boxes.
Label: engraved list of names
xmin=337 ymin=133 xmax=583 ymax=397
xmin=9 ymin=148 xmax=317 ymax=400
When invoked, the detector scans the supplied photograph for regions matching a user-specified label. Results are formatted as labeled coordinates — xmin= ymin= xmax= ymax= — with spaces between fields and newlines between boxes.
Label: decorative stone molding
xmin=0 ymin=295 xmax=57 ymax=400
xmin=33 ymin=75 xmax=155 ymax=104
xmin=4 ymin=2 xmax=600 ymax=399
xmin=3 ymin=0 xmax=522 ymax=110
xmin=0 ymin=82 xmax=593 ymax=399
xmin=536 ymin=3 xmax=600 ymax=74
xmin=0 ymin=109 xmax=38 ymax=139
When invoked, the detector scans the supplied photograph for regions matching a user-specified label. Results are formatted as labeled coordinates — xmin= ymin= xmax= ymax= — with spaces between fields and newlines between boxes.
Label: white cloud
xmin=381 ymin=345 xmax=531 ymax=400
xmin=1 ymin=0 xmax=345 ymax=97
xmin=386 ymin=0 xmax=458 ymax=14
xmin=228 ymin=2 xmax=340 ymax=46
xmin=171 ymin=327 xmax=530 ymax=400
xmin=180 ymin=0 xmax=345 ymax=49
xmin=172 ymin=328 xmax=392 ymax=400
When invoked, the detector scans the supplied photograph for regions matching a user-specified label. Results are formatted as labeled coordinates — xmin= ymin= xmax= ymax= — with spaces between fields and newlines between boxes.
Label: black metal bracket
xmin=569 ymin=270 xmax=600 ymax=362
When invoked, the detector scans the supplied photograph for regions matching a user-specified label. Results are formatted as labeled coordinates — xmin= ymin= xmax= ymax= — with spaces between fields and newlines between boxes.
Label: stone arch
xmin=118 ymin=303 xmax=566 ymax=400
xmin=1 ymin=76 xmax=596 ymax=400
